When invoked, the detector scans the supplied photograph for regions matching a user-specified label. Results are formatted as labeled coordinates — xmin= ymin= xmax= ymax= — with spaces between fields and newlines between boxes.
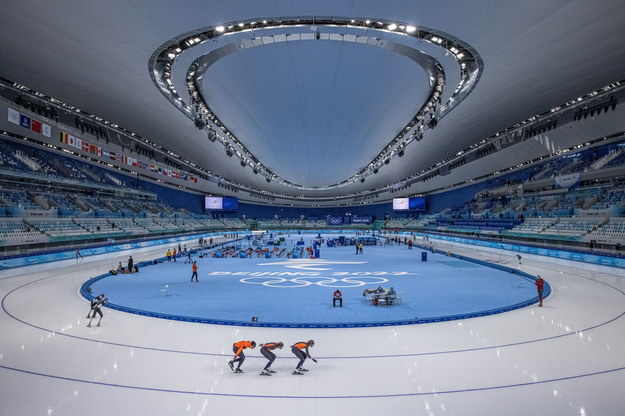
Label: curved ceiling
xmin=1 ymin=1 xmax=625 ymax=202
xmin=202 ymin=40 xmax=429 ymax=188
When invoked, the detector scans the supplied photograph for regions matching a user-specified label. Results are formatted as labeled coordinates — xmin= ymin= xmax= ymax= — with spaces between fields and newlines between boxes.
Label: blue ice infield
xmin=84 ymin=233 xmax=547 ymax=328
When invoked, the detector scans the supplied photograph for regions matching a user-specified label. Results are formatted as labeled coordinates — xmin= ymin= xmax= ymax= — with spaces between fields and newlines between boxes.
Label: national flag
xmin=20 ymin=114 xmax=31 ymax=129
xmin=102 ymin=149 xmax=110 ymax=158
xmin=82 ymin=141 xmax=89 ymax=152
xmin=42 ymin=123 xmax=51 ymax=137
xmin=89 ymin=144 xmax=97 ymax=154
xmin=60 ymin=132 xmax=68 ymax=144
xmin=68 ymin=134 xmax=75 ymax=147
xmin=74 ymin=137 xmax=82 ymax=150
xmin=8 ymin=108 xmax=20 ymax=125
xmin=97 ymin=147 xmax=102 ymax=157
xmin=31 ymin=119 xmax=42 ymax=133
xmin=109 ymin=151 xmax=116 ymax=161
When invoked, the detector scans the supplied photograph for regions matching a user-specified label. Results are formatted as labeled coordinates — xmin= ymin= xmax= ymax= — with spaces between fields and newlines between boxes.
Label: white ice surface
xmin=1 ymin=239 xmax=624 ymax=416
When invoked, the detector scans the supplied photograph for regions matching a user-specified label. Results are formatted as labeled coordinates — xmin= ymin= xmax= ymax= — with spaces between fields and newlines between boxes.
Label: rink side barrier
xmin=411 ymin=233 xmax=625 ymax=269
xmin=0 ymin=231 xmax=249 ymax=270
xmin=80 ymin=240 xmax=550 ymax=328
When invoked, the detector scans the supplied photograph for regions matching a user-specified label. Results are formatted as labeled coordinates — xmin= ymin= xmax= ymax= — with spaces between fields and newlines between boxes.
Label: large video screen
xmin=392 ymin=198 xmax=410 ymax=210
xmin=409 ymin=196 xmax=427 ymax=211
xmin=204 ymin=196 xmax=239 ymax=211
xmin=222 ymin=197 xmax=239 ymax=210
xmin=393 ymin=197 xmax=427 ymax=211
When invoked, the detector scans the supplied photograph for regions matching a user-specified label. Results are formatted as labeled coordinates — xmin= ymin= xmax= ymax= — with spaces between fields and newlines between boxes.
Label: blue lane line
xmin=2 ymin=267 xmax=625 ymax=360
xmin=1 ymin=363 xmax=625 ymax=399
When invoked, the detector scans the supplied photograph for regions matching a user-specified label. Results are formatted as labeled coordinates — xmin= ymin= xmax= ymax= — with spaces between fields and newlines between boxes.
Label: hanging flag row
xmin=8 ymin=107 xmax=52 ymax=137
xmin=59 ymin=131 xmax=198 ymax=183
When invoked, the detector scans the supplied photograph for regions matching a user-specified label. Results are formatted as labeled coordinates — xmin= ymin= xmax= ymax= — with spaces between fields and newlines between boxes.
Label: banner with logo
xmin=555 ymin=173 xmax=580 ymax=189
xmin=328 ymin=216 xmax=343 ymax=226
xmin=8 ymin=108 xmax=20 ymax=125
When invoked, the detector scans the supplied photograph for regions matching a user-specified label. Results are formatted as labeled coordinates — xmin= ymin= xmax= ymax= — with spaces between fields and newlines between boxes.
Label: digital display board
xmin=393 ymin=197 xmax=427 ymax=211
xmin=204 ymin=196 xmax=239 ymax=211
xmin=409 ymin=196 xmax=427 ymax=211
xmin=392 ymin=198 xmax=409 ymax=210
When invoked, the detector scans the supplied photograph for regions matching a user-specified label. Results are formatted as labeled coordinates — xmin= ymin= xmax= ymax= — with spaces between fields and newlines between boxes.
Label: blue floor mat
xmin=88 ymin=234 xmax=538 ymax=327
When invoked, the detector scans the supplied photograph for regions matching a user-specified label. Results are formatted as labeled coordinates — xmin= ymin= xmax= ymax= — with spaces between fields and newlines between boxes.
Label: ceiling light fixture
xmin=150 ymin=16 xmax=483 ymax=192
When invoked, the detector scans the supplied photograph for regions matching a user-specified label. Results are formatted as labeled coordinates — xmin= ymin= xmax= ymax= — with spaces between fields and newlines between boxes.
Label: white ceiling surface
xmin=203 ymin=41 xmax=428 ymax=187
xmin=1 ymin=0 xmax=625 ymax=197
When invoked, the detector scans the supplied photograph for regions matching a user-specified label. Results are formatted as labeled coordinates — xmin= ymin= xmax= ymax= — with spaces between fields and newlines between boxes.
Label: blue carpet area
xmin=86 ymin=233 xmax=540 ymax=327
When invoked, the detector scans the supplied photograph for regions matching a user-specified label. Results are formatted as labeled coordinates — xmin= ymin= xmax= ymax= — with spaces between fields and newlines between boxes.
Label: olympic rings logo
xmin=239 ymin=276 xmax=389 ymax=288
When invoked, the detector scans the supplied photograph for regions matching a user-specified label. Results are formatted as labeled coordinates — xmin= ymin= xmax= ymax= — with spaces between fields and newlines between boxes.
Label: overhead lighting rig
xmin=149 ymin=16 xmax=483 ymax=192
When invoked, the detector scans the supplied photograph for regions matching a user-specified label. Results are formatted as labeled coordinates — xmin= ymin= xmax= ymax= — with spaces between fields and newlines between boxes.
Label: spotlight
xmin=194 ymin=118 xmax=205 ymax=129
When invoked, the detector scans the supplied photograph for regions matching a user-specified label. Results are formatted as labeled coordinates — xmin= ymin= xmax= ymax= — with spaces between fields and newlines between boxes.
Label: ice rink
xmin=85 ymin=236 xmax=540 ymax=326
xmin=1 ymin=237 xmax=624 ymax=416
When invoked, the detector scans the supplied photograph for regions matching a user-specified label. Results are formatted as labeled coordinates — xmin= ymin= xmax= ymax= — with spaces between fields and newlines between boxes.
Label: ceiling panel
xmin=1 ymin=0 xmax=624 ymax=200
